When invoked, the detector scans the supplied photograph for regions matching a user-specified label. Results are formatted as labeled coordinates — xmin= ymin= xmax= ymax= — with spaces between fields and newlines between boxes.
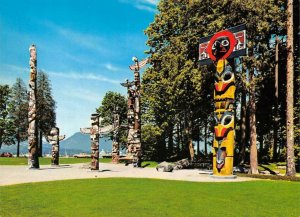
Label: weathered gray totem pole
xmin=47 ymin=127 xmax=65 ymax=166
xmin=81 ymin=114 xmax=100 ymax=170
xmin=112 ymin=107 xmax=120 ymax=163
xmin=28 ymin=44 xmax=39 ymax=169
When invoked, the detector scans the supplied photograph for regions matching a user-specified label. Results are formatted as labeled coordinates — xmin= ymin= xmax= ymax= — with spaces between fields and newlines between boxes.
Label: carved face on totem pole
xmin=212 ymin=36 xmax=230 ymax=60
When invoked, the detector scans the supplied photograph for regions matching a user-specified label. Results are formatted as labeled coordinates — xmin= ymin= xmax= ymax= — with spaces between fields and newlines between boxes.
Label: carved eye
xmin=221 ymin=39 xmax=229 ymax=46
xmin=223 ymin=71 xmax=233 ymax=81
xmin=212 ymin=41 xmax=220 ymax=50
xmin=221 ymin=115 xmax=232 ymax=126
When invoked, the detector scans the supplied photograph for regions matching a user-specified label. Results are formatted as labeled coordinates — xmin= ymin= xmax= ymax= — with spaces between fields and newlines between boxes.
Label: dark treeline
xmin=140 ymin=0 xmax=299 ymax=171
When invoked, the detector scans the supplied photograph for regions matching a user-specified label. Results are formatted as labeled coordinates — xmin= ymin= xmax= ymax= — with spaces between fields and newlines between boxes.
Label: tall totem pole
xmin=122 ymin=57 xmax=148 ymax=167
xmin=47 ymin=127 xmax=65 ymax=166
xmin=112 ymin=107 xmax=120 ymax=163
xmin=199 ymin=25 xmax=246 ymax=177
xmin=28 ymin=44 xmax=39 ymax=169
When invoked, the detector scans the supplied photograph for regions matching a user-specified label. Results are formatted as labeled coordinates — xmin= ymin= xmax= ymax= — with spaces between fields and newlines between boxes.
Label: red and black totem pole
xmin=199 ymin=25 xmax=246 ymax=177
xmin=28 ymin=44 xmax=39 ymax=169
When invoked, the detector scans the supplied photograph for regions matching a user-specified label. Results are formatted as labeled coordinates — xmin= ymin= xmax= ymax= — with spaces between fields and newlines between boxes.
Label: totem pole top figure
xmin=199 ymin=24 xmax=247 ymax=65
xmin=129 ymin=57 xmax=149 ymax=71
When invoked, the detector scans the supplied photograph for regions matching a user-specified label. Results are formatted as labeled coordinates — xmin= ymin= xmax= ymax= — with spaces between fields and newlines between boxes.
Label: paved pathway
xmin=0 ymin=163 xmax=255 ymax=186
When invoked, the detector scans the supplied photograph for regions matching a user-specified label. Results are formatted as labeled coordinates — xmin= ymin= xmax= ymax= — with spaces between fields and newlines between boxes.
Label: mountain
xmin=60 ymin=132 xmax=113 ymax=154
xmin=0 ymin=132 xmax=113 ymax=156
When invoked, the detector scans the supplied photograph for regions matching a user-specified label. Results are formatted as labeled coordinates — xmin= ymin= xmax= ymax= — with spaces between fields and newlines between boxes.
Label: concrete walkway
xmin=0 ymin=163 xmax=255 ymax=186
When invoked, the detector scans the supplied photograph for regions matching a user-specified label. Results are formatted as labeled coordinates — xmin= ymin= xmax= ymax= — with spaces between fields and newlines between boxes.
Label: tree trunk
xmin=39 ymin=130 xmax=43 ymax=157
xmin=249 ymin=68 xmax=258 ymax=174
xmin=286 ymin=0 xmax=296 ymax=176
xmin=17 ymin=136 xmax=20 ymax=157
xmin=273 ymin=36 xmax=279 ymax=161
xmin=204 ymin=121 xmax=207 ymax=156
xmin=168 ymin=125 xmax=173 ymax=157
xmin=239 ymin=79 xmax=247 ymax=164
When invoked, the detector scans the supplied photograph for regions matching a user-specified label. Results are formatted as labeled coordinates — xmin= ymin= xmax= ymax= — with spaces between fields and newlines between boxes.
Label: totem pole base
xmin=210 ymin=174 xmax=237 ymax=179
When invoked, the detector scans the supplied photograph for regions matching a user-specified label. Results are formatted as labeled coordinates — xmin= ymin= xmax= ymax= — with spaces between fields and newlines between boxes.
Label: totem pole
xmin=28 ymin=44 xmax=39 ymax=169
xmin=122 ymin=57 xmax=148 ymax=167
xmin=80 ymin=114 xmax=100 ymax=170
xmin=112 ymin=107 xmax=120 ymax=163
xmin=121 ymin=79 xmax=136 ymax=163
xmin=199 ymin=25 xmax=246 ymax=176
xmin=47 ymin=127 xmax=65 ymax=166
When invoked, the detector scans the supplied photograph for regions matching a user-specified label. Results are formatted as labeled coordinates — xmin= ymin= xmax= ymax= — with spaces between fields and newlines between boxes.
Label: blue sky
xmin=0 ymin=0 xmax=157 ymax=137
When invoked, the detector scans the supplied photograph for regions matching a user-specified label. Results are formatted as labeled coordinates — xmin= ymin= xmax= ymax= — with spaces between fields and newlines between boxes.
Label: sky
xmin=0 ymin=0 xmax=158 ymax=138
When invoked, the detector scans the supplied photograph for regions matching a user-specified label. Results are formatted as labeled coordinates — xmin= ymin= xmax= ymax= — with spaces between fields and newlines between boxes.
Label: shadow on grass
xmin=259 ymin=164 xmax=278 ymax=175
xmin=142 ymin=163 xmax=150 ymax=168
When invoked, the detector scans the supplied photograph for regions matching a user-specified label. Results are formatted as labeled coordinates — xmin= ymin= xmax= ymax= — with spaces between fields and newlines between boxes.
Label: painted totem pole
xmin=123 ymin=57 xmax=148 ymax=167
xmin=121 ymin=79 xmax=136 ymax=163
xmin=47 ymin=127 xmax=65 ymax=166
xmin=112 ymin=107 xmax=120 ymax=163
xmin=80 ymin=114 xmax=100 ymax=170
xmin=28 ymin=44 xmax=39 ymax=169
xmin=199 ymin=25 xmax=246 ymax=176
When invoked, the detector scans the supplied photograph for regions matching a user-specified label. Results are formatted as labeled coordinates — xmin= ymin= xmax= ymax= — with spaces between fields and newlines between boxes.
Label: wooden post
xmin=81 ymin=114 xmax=100 ymax=170
xmin=28 ymin=44 xmax=39 ymax=169
xmin=47 ymin=127 xmax=65 ymax=166
xmin=112 ymin=107 xmax=120 ymax=163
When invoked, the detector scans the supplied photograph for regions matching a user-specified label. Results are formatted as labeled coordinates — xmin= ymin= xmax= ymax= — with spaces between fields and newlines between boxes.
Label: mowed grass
xmin=1 ymin=178 xmax=299 ymax=217
xmin=0 ymin=157 xmax=157 ymax=167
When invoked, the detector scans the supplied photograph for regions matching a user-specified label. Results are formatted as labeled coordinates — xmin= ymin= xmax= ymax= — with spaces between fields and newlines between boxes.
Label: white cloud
xmin=104 ymin=63 xmax=123 ymax=72
xmin=44 ymin=22 xmax=110 ymax=54
xmin=48 ymin=70 xmax=121 ymax=84
xmin=119 ymin=0 xmax=157 ymax=12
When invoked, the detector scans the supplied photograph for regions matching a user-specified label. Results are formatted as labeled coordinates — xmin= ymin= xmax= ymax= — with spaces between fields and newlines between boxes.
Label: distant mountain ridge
xmin=1 ymin=132 xmax=113 ymax=156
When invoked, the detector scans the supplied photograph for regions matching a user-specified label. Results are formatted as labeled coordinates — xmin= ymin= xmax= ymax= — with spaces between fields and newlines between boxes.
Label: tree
xmin=285 ymin=0 xmax=296 ymax=176
xmin=143 ymin=0 xmax=287 ymax=165
xmin=96 ymin=91 xmax=127 ymax=147
xmin=96 ymin=91 xmax=127 ymax=125
xmin=10 ymin=78 xmax=28 ymax=157
xmin=0 ymin=85 xmax=15 ymax=149
xmin=36 ymin=71 xmax=56 ymax=157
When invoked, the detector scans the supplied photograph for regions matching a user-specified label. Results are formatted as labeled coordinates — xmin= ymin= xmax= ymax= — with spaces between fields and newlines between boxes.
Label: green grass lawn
xmin=0 ymin=157 xmax=157 ymax=167
xmin=1 ymin=178 xmax=299 ymax=217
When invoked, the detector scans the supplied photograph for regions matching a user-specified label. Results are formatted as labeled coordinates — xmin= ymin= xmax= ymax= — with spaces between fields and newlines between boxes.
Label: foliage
xmin=1 ymin=178 xmax=299 ymax=217
xmin=96 ymin=91 xmax=127 ymax=126
xmin=36 ymin=71 xmax=56 ymax=155
xmin=0 ymin=85 xmax=15 ymax=149
xmin=36 ymin=70 xmax=56 ymax=136
xmin=10 ymin=78 xmax=28 ymax=156
xmin=142 ymin=0 xmax=296 ymax=170
xmin=96 ymin=91 xmax=127 ymax=148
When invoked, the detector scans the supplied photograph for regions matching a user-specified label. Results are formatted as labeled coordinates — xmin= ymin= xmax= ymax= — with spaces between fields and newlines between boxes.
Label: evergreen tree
xmin=0 ymin=85 xmax=15 ymax=149
xmin=36 ymin=71 xmax=56 ymax=157
xmin=10 ymin=78 xmax=28 ymax=157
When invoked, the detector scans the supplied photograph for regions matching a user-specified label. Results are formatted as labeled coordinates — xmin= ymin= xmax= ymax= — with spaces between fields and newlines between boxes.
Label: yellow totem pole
xmin=199 ymin=25 xmax=246 ymax=177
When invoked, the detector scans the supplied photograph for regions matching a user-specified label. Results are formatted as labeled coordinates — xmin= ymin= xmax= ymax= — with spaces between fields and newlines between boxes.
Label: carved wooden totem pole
xmin=112 ymin=107 xmax=120 ymax=163
xmin=81 ymin=114 xmax=100 ymax=170
xmin=28 ymin=44 xmax=39 ymax=169
xmin=121 ymin=79 xmax=136 ymax=163
xmin=199 ymin=25 xmax=246 ymax=176
xmin=47 ymin=127 xmax=65 ymax=166
xmin=122 ymin=57 xmax=148 ymax=167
